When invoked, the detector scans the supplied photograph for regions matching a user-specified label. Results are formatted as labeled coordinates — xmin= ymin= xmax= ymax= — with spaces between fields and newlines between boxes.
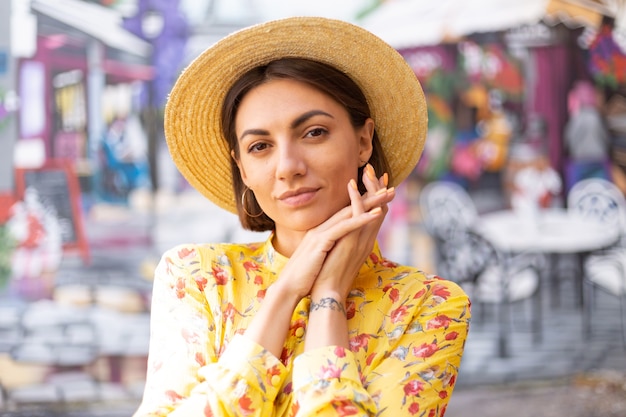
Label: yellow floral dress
xmin=133 ymin=237 xmax=471 ymax=417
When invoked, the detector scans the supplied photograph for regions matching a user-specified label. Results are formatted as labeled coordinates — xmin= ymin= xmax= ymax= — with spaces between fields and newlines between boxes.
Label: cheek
xmin=245 ymin=170 xmax=272 ymax=192
xmin=323 ymin=159 xmax=359 ymax=197
xmin=237 ymin=155 xmax=264 ymax=185
xmin=326 ymin=149 xmax=359 ymax=177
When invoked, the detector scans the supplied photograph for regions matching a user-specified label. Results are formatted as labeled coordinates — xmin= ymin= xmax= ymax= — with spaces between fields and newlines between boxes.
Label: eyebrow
xmin=239 ymin=110 xmax=334 ymax=141
xmin=290 ymin=110 xmax=334 ymax=129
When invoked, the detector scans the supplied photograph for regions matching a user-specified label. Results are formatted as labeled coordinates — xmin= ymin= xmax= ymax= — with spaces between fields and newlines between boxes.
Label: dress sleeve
xmin=365 ymin=277 xmax=471 ymax=417
xmin=292 ymin=346 xmax=377 ymax=416
xmin=132 ymin=245 xmax=288 ymax=417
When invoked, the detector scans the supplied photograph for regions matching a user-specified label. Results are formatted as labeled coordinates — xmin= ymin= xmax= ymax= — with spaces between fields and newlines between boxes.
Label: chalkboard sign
xmin=15 ymin=160 xmax=90 ymax=264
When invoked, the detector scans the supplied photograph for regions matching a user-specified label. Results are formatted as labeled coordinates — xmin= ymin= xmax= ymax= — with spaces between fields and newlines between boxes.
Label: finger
xmin=317 ymin=185 xmax=394 ymax=227
xmin=323 ymin=205 xmax=383 ymax=243
xmin=344 ymin=186 xmax=394 ymax=216
xmin=348 ymin=179 xmax=365 ymax=216
xmin=380 ymin=172 xmax=389 ymax=188
xmin=310 ymin=186 xmax=395 ymax=236
xmin=365 ymin=186 xmax=395 ymax=211
xmin=363 ymin=164 xmax=382 ymax=196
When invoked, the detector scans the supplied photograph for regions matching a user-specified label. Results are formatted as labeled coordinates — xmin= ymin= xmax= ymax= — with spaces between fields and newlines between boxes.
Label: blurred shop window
xmin=53 ymin=70 xmax=87 ymax=134
xmin=19 ymin=61 xmax=46 ymax=138
xmin=52 ymin=69 xmax=89 ymax=176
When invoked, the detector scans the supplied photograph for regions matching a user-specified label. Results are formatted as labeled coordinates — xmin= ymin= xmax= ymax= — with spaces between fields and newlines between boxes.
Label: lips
xmin=277 ymin=187 xmax=319 ymax=207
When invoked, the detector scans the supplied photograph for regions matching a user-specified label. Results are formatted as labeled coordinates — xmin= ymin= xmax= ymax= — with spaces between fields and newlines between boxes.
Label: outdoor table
xmin=472 ymin=208 xmax=620 ymax=357
xmin=474 ymin=208 xmax=620 ymax=305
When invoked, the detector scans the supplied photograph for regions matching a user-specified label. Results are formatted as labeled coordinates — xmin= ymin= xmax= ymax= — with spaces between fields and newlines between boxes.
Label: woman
xmin=134 ymin=17 xmax=470 ymax=417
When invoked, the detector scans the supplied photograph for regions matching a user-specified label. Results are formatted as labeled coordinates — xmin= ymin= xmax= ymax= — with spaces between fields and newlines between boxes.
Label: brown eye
xmin=249 ymin=142 xmax=269 ymax=153
xmin=306 ymin=128 xmax=327 ymax=138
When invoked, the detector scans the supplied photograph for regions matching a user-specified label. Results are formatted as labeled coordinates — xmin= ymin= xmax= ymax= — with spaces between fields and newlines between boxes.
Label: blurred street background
xmin=1 ymin=1 xmax=626 ymax=416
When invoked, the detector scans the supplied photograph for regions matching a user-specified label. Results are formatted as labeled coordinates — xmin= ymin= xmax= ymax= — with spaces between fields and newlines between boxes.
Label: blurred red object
xmin=0 ymin=192 xmax=17 ymax=224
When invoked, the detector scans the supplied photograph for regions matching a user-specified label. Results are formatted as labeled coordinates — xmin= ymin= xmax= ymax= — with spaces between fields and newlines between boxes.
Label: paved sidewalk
xmin=446 ymin=370 xmax=626 ymax=417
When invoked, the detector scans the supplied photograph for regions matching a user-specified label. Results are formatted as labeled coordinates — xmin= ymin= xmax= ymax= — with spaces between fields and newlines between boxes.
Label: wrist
xmin=310 ymin=296 xmax=346 ymax=318
xmin=311 ymin=286 xmax=349 ymax=304
xmin=267 ymin=279 xmax=304 ymax=308
xmin=306 ymin=290 xmax=350 ymax=350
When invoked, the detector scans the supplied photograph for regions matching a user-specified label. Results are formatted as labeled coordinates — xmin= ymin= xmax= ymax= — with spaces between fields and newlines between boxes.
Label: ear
xmin=358 ymin=118 xmax=375 ymax=164
xmin=231 ymin=150 xmax=249 ymax=186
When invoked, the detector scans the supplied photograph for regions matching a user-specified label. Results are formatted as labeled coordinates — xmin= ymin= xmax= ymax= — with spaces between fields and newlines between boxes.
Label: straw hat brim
xmin=165 ymin=16 xmax=428 ymax=213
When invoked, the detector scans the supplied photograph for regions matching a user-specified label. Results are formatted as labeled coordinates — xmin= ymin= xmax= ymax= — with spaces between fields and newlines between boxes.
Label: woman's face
xmin=233 ymin=78 xmax=374 ymax=237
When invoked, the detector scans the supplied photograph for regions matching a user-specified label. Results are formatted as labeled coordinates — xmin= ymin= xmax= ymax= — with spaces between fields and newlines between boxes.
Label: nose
xmin=275 ymin=142 xmax=306 ymax=180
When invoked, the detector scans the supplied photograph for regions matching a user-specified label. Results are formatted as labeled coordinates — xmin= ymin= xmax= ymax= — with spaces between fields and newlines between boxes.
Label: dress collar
xmin=259 ymin=233 xmax=384 ymax=276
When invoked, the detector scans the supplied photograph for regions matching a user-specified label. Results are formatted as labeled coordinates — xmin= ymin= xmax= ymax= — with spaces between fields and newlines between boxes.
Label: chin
xmin=278 ymin=211 xmax=333 ymax=233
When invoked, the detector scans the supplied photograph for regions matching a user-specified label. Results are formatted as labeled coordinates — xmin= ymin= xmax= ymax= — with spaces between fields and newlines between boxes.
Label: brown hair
xmin=221 ymin=58 xmax=390 ymax=231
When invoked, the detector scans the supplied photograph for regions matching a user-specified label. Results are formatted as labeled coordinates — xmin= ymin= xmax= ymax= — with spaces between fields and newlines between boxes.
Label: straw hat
xmin=165 ymin=16 xmax=427 ymax=213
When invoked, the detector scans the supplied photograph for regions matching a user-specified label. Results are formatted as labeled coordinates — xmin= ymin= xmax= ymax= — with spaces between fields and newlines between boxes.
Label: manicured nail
xmin=349 ymin=179 xmax=358 ymax=190
xmin=383 ymin=173 xmax=389 ymax=187
xmin=376 ymin=188 xmax=388 ymax=195
xmin=365 ymin=164 xmax=376 ymax=181
xmin=387 ymin=187 xmax=395 ymax=194
xmin=369 ymin=207 xmax=382 ymax=215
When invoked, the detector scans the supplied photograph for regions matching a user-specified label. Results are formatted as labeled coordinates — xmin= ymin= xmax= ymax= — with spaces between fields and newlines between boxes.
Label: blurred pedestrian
xmin=133 ymin=17 xmax=470 ymax=417
xmin=564 ymin=80 xmax=612 ymax=191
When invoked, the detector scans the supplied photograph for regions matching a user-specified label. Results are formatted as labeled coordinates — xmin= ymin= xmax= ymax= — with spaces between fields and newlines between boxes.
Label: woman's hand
xmin=250 ymin=164 xmax=391 ymax=356
xmin=310 ymin=164 xmax=393 ymax=302
xmin=275 ymin=170 xmax=394 ymax=300
xmin=303 ymin=165 xmax=393 ymax=351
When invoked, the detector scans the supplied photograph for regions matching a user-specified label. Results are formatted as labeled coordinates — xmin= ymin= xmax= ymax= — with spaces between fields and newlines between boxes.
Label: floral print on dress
xmin=133 ymin=238 xmax=470 ymax=417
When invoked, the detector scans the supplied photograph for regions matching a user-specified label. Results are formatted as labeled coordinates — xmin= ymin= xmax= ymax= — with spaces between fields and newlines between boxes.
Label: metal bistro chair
xmin=419 ymin=181 xmax=542 ymax=357
xmin=567 ymin=178 xmax=626 ymax=347
xmin=418 ymin=181 xmax=478 ymax=247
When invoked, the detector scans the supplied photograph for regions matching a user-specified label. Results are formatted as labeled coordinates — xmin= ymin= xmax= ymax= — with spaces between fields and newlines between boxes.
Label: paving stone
xmin=8 ymin=385 xmax=59 ymax=404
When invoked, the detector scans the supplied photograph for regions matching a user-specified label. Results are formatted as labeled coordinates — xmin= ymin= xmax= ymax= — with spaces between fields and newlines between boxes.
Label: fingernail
xmin=369 ymin=207 xmax=382 ymax=215
xmin=376 ymin=188 xmax=387 ymax=195
xmin=383 ymin=173 xmax=389 ymax=187
xmin=349 ymin=179 xmax=358 ymax=190
xmin=387 ymin=187 xmax=395 ymax=194
xmin=365 ymin=164 xmax=376 ymax=181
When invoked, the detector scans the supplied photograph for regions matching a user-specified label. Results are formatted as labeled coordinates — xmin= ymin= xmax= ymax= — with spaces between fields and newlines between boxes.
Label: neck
xmin=271 ymin=227 xmax=306 ymax=258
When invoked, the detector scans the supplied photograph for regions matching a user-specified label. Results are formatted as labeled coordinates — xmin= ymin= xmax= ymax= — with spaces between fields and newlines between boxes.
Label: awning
xmin=358 ymin=0 xmax=624 ymax=49
xmin=358 ymin=0 xmax=547 ymax=48
xmin=31 ymin=0 xmax=152 ymax=58
xmin=548 ymin=0 xmax=626 ymax=36
xmin=545 ymin=0 xmax=604 ymax=28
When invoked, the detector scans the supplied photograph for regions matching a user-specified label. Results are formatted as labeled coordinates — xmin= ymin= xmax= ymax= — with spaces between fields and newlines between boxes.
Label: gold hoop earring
xmin=241 ymin=187 xmax=264 ymax=218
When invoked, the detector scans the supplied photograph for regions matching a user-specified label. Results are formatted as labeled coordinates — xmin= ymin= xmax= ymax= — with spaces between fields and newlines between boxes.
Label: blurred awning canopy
xmin=359 ymin=0 xmax=626 ymax=49
xmin=546 ymin=0 xmax=604 ymax=28
xmin=31 ymin=0 xmax=152 ymax=58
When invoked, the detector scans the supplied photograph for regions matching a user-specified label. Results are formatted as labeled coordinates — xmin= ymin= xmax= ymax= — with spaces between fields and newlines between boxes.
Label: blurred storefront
xmin=362 ymin=0 xmax=626 ymax=204
xmin=11 ymin=0 xmax=191 ymax=208
xmin=0 ymin=0 xmax=192 ymax=304
xmin=15 ymin=0 xmax=154 ymax=199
